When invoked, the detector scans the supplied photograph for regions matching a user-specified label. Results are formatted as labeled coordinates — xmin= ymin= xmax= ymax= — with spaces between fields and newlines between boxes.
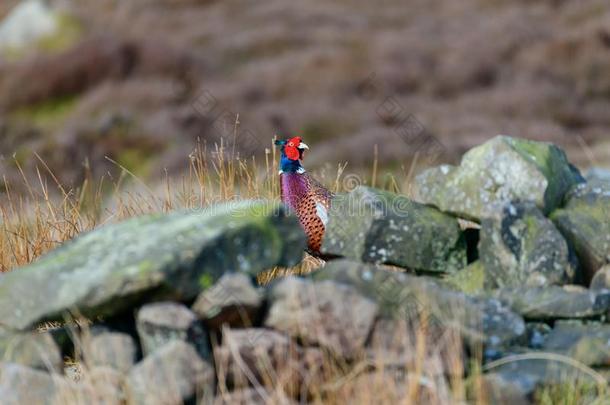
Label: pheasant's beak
xmin=298 ymin=142 xmax=309 ymax=150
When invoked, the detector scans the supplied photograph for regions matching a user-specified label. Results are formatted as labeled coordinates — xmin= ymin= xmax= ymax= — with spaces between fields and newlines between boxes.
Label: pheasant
xmin=275 ymin=137 xmax=333 ymax=253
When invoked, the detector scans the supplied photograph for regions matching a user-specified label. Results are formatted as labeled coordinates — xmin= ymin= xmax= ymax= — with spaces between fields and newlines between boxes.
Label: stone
xmin=590 ymin=265 xmax=610 ymax=290
xmin=0 ymin=331 xmax=62 ymax=372
xmin=86 ymin=332 xmax=137 ymax=373
xmin=265 ymin=277 xmax=378 ymax=359
xmin=444 ymin=260 xmax=485 ymax=294
xmin=127 ymin=341 xmax=214 ymax=405
xmin=0 ymin=362 xmax=84 ymax=405
xmin=136 ymin=302 xmax=208 ymax=358
xmin=0 ymin=0 xmax=60 ymax=53
xmin=551 ymin=179 xmax=610 ymax=283
xmin=214 ymin=328 xmax=323 ymax=396
xmin=415 ymin=135 xmax=584 ymax=221
xmin=0 ymin=201 xmax=305 ymax=331
xmin=480 ymin=202 xmax=575 ymax=288
xmin=192 ymin=273 xmax=262 ymax=329
xmin=367 ymin=318 xmax=463 ymax=376
xmin=525 ymin=323 xmax=552 ymax=349
xmin=320 ymin=186 xmax=467 ymax=274
xmin=493 ymin=286 xmax=610 ymax=320
xmin=542 ymin=321 xmax=610 ymax=367
xmin=312 ymin=260 xmax=526 ymax=350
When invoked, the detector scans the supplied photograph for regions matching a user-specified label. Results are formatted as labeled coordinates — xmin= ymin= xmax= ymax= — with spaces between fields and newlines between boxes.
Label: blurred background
xmin=1 ymin=0 xmax=609 ymax=196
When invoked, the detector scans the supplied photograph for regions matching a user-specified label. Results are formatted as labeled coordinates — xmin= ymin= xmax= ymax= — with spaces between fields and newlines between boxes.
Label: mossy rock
xmin=444 ymin=260 xmax=485 ymax=295
xmin=493 ymin=286 xmax=610 ymax=320
xmin=0 ymin=200 xmax=306 ymax=331
xmin=480 ymin=201 xmax=576 ymax=288
xmin=320 ymin=186 xmax=467 ymax=274
xmin=415 ymin=135 xmax=584 ymax=221
xmin=551 ymin=179 xmax=610 ymax=283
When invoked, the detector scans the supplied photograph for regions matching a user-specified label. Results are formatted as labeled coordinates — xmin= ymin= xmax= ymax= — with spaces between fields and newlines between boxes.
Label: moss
xmin=535 ymin=381 xmax=603 ymax=405
xmin=11 ymin=95 xmax=78 ymax=129
xmin=198 ymin=273 xmax=214 ymax=290
xmin=36 ymin=14 xmax=83 ymax=53
xmin=116 ymin=148 xmax=153 ymax=176
xmin=444 ymin=261 xmax=485 ymax=295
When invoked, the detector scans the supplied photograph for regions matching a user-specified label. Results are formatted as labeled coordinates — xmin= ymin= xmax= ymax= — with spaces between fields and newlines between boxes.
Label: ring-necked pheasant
xmin=275 ymin=137 xmax=333 ymax=253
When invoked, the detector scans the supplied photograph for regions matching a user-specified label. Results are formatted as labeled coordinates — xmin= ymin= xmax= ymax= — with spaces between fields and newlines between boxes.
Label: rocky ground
xmin=0 ymin=136 xmax=608 ymax=404
xmin=0 ymin=0 xmax=610 ymax=195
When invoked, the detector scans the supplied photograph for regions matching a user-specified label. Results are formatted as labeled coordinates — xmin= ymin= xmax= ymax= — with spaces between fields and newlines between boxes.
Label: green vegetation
xmin=11 ymin=95 xmax=78 ymax=128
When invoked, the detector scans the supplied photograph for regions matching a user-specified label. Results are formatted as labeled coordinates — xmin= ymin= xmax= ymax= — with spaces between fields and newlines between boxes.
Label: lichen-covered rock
xmin=551 ymin=179 xmax=610 ymax=283
xmin=444 ymin=260 xmax=485 ymax=294
xmin=320 ymin=186 xmax=467 ymax=274
xmin=192 ymin=273 xmax=262 ymax=329
xmin=480 ymin=202 xmax=575 ymax=288
xmin=86 ymin=332 xmax=137 ymax=373
xmin=265 ymin=277 xmax=378 ymax=359
xmin=0 ymin=201 xmax=305 ymax=331
xmin=136 ymin=302 xmax=208 ymax=359
xmin=312 ymin=260 xmax=525 ymax=351
xmin=415 ymin=135 xmax=583 ymax=221
xmin=0 ymin=331 xmax=62 ymax=373
xmin=127 ymin=341 xmax=214 ymax=405
xmin=493 ymin=286 xmax=610 ymax=320
xmin=542 ymin=321 xmax=610 ymax=367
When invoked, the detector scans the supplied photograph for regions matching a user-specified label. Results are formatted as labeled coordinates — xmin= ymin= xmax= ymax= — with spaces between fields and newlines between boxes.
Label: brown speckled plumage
xmin=280 ymin=172 xmax=332 ymax=252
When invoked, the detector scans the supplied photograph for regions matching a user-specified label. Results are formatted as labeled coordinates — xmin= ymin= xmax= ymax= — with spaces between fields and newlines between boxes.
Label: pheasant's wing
xmin=304 ymin=174 xmax=333 ymax=213
xmin=295 ymin=175 xmax=333 ymax=252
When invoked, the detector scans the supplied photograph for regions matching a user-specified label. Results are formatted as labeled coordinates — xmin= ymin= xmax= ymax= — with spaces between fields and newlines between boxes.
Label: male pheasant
xmin=275 ymin=137 xmax=333 ymax=253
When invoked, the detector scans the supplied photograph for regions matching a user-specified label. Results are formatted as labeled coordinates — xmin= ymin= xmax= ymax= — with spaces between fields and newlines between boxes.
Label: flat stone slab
xmin=493 ymin=286 xmax=610 ymax=320
xmin=0 ymin=201 xmax=305 ymax=331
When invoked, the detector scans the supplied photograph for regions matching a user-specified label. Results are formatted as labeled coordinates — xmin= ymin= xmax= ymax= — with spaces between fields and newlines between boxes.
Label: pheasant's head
xmin=275 ymin=137 xmax=309 ymax=174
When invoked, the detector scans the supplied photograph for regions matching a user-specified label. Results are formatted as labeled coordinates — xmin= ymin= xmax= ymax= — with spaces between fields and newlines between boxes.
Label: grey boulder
xmin=192 ymin=273 xmax=262 ymax=329
xmin=480 ymin=201 xmax=575 ymax=288
xmin=136 ymin=302 xmax=208 ymax=359
xmin=312 ymin=260 xmax=525 ymax=351
xmin=415 ymin=135 xmax=583 ymax=221
xmin=493 ymin=286 xmax=610 ymax=320
xmin=0 ymin=201 xmax=305 ymax=331
xmin=321 ymin=186 xmax=467 ymax=274
xmin=551 ymin=179 xmax=610 ymax=283
xmin=127 ymin=340 xmax=214 ymax=405
xmin=265 ymin=277 xmax=378 ymax=359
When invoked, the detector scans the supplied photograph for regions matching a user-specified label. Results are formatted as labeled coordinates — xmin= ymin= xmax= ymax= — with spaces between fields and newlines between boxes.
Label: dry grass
xmin=1 ymin=134 xmax=606 ymax=404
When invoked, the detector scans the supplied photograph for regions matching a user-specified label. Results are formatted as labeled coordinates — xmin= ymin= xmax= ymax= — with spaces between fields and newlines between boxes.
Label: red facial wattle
xmin=285 ymin=145 xmax=300 ymax=160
